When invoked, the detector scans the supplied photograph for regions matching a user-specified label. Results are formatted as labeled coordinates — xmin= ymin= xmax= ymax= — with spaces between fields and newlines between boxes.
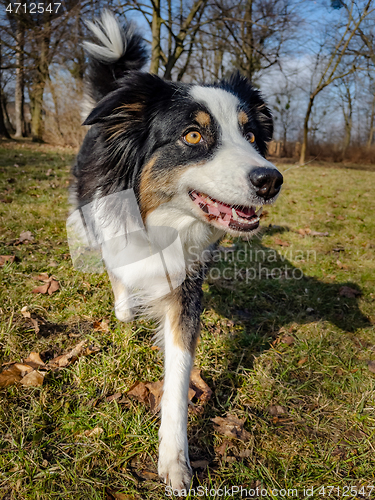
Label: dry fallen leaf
xmin=0 ymin=365 xmax=24 ymax=387
xmin=298 ymin=357 xmax=308 ymax=366
xmin=211 ymin=415 xmax=250 ymax=441
xmin=32 ymin=282 xmax=50 ymax=294
xmin=145 ymin=380 xmax=164 ymax=412
xmin=18 ymin=230 xmax=34 ymax=243
xmin=274 ymin=238 xmax=290 ymax=247
xmin=21 ymin=306 xmax=31 ymax=318
xmin=24 ymin=352 xmax=45 ymax=369
xmin=20 ymin=370 xmax=44 ymax=387
xmin=0 ymin=255 xmax=15 ymax=266
xmin=339 ymin=286 xmax=361 ymax=298
xmin=84 ymin=426 xmax=103 ymax=437
xmin=48 ymin=340 xmax=88 ymax=368
xmin=336 ymin=260 xmax=348 ymax=270
xmin=367 ymin=361 xmax=375 ymax=374
xmin=32 ymin=275 xmax=60 ymax=295
xmin=189 ymin=368 xmax=212 ymax=403
xmin=280 ymin=335 xmax=295 ymax=346
xmin=93 ymin=319 xmax=110 ymax=332
xmin=310 ymin=231 xmax=329 ymax=237
xmin=106 ymin=392 xmax=122 ymax=403
xmin=268 ymin=405 xmax=286 ymax=416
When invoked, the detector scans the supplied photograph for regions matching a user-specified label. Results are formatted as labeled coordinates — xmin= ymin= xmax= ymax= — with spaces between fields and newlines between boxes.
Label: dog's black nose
xmin=248 ymin=167 xmax=283 ymax=200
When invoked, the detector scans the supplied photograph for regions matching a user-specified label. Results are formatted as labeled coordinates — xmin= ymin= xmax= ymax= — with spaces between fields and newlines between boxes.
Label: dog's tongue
xmin=191 ymin=191 xmax=255 ymax=220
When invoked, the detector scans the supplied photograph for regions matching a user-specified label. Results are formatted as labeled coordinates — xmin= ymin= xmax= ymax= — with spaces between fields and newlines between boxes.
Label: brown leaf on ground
xmin=281 ymin=335 xmax=295 ymax=346
xmin=298 ymin=228 xmax=311 ymax=236
xmin=298 ymin=357 xmax=308 ymax=366
xmin=48 ymin=279 xmax=60 ymax=295
xmin=32 ymin=275 xmax=60 ymax=295
xmin=32 ymin=282 xmax=50 ymax=294
xmin=212 ymin=415 xmax=250 ymax=441
xmin=215 ymin=439 xmax=234 ymax=457
xmin=0 ymin=255 xmax=15 ymax=266
xmin=21 ymin=306 xmax=31 ymax=318
xmin=106 ymin=392 xmax=122 ymax=403
xmin=127 ymin=381 xmax=150 ymax=404
xmin=93 ymin=319 xmax=110 ymax=332
xmin=84 ymin=426 xmax=103 ymax=437
xmin=18 ymin=230 xmax=34 ymax=243
xmin=367 ymin=361 xmax=375 ymax=373
xmin=145 ymin=380 xmax=164 ymax=412
xmin=336 ymin=260 xmax=348 ymax=270
xmin=0 ymin=365 xmax=24 ymax=387
xmin=310 ymin=231 xmax=330 ymax=237
xmin=339 ymin=286 xmax=361 ymax=298
xmin=0 ymin=363 xmax=34 ymax=388
xmin=48 ymin=340 xmax=88 ymax=368
xmin=189 ymin=368 xmax=212 ymax=403
xmin=274 ymin=238 xmax=289 ymax=247
xmin=20 ymin=370 xmax=44 ymax=387
xmin=268 ymin=405 xmax=286 ymax=416
xmin=33 ymin=273 xmax=50 ymax=282
xmin=24 ymin=352 xmax=45 ymax=369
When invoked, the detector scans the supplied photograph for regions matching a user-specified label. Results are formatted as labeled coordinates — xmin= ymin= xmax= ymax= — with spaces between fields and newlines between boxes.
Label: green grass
xmin=0 ymin=139 xmax=374 ymax=499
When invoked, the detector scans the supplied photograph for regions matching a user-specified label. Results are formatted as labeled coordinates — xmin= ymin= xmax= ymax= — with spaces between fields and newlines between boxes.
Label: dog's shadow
xmin=186 ymin=228 xmax=371 ymax=479
xmin=205 ymin=226 xmax=368 ymax=338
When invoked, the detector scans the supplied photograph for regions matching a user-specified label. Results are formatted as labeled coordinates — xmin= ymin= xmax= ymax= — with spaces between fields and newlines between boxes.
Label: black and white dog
xmin=72 ymin=11 xmax=283 ymax=494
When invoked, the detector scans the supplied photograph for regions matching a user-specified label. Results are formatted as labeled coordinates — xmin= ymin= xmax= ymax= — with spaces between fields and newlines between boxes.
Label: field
xmin=0 ymin=140 xmax=374 ymax=500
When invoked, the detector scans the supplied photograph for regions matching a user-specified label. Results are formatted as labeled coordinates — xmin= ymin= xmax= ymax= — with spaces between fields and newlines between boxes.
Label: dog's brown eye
xmin=246 ymin=132 xmax=255 ymax=143
xmin=184 ymin=131 xmax=202 ymax=145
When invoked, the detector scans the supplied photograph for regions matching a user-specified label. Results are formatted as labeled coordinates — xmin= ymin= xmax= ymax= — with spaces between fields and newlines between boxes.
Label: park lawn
xmin=0 ymin=140 xmax=374 ymax=500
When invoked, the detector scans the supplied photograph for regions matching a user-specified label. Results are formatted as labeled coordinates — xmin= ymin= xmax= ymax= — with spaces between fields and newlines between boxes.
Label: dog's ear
xmin=83 ymin=89 xmax=127 ymax=126
xmin=83 ymin=73 xmax=174 ymax=126
xmin=221 ymin=71 xmax=273 ymax=145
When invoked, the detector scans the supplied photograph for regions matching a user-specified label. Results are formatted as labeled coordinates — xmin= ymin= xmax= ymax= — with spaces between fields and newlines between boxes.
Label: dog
xmin=71 ymin=11 xmax=283 ymax=494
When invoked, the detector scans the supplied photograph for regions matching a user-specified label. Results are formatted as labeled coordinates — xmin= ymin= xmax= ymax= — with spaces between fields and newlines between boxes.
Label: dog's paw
xmin=158 ymin=449 xmax=192 ymax=494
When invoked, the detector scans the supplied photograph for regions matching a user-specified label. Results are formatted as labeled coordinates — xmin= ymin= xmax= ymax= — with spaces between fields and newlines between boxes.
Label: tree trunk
xmin=367 ymin=92 xmax=375 ymax=149
xmin=150 ymin=0 xmax=162 ymax=75
xmin=0 ymin=38 xmax=10 ymax=139
xmin=30 ymin=23 xmax=51 ymax=142
xmin=244 ymin=0 xmax=254 ymax=80
xmin=300 ymin=95 xmax=315 ymax=165
xmin=15 ymin=21 xmax=25 ymax=138
xmin=341 ymin=87 xmax=352 ymax=160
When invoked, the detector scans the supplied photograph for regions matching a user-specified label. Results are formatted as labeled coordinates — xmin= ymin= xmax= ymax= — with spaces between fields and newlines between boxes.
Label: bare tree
xmin=299 ymin=0 xmax=374 ymax=164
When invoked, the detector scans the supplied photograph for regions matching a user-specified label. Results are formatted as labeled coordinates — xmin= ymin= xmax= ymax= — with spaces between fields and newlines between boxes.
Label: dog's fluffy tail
xmin=81 ymin=11 xmax=148 ymax=120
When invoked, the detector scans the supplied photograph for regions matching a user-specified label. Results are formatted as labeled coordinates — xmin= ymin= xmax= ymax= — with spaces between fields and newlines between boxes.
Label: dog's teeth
xmin=256 ymin=206 xmax=263 ymax=216
xmin=212 ymin=201 xmax=218 ymax=207
xmin=231 ymin=208 xmax=238 ymax=220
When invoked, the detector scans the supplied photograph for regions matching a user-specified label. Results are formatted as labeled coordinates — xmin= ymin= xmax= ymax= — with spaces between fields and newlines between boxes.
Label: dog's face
xmin=84 ymin=71 xmax=283 ymax=240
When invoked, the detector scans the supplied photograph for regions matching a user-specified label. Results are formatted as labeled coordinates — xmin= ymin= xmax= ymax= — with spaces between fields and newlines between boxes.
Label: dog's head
xmin=84 ymin=71 xmax=283 ymax=239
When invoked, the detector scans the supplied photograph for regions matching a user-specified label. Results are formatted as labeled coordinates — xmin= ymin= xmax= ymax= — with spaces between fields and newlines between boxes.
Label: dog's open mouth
xmin=189 ymin=190 xmax=262 ymax=232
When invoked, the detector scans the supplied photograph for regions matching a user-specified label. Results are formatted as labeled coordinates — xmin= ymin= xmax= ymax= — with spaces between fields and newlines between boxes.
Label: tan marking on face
xmin=195 ymin=111 xmax=211 ymax=127
xmin=238 ymin=110 xmax=249 ymax=126
xmin=140 ymin=156 xmax=207 ymax=221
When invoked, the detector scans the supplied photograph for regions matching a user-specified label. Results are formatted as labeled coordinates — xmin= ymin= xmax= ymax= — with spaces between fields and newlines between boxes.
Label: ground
xmin=0 ymin=139 xmax=374 ymax=500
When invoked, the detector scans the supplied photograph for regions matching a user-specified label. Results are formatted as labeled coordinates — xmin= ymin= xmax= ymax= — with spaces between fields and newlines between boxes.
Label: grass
xmin=0 ymin=139 xmax=374 ymax=499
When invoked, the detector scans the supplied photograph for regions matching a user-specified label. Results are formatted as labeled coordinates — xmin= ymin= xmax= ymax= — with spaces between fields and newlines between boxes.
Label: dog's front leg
xmin=158 ymin=277 xmax=202 ymax=494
